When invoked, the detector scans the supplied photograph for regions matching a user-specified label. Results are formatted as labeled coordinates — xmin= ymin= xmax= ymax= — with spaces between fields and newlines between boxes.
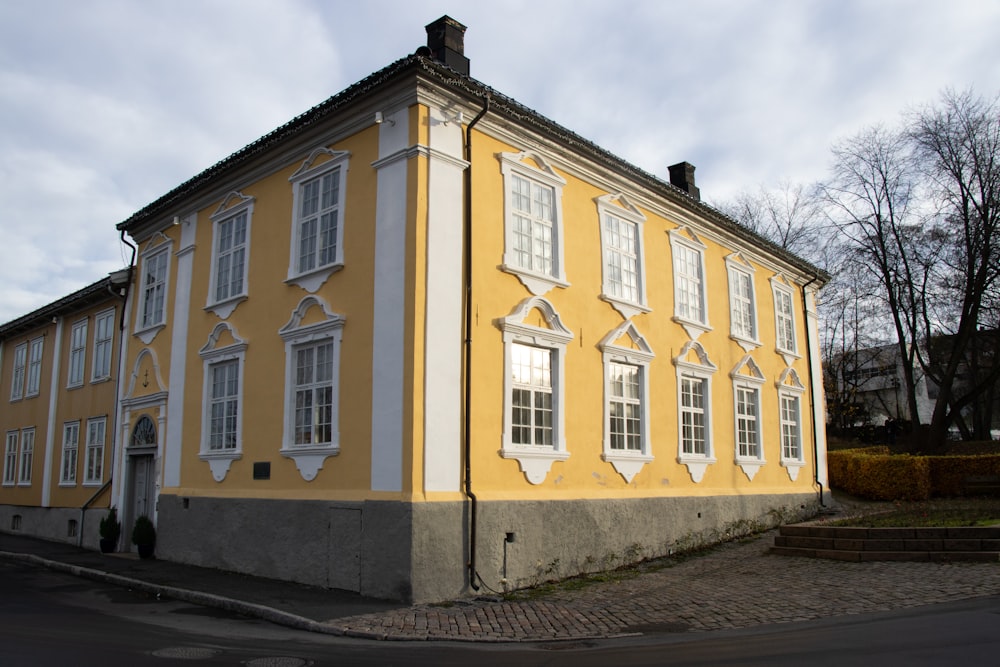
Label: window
xmin=61 ymin=421 xmax=79 ymax=485
xmin=600 ymin=321 xmax=654 ymax=482
xmin=3 ymin=432 xmax=17 ymax=486
xmin=498 ymin=296 xmax=572 ymax=484
xmin=198 ymin=323 xmax=247 ymax=482
xmin=597 ymin=194 xmax=648 ymax=318
xmin=499 ymin=151 xmax=568 ymax=296
xmin=9 ymin=343 xmax=26 ymax=401
xmin=288 ymin=148 xmax=350 ymax=292
xmin=726 ymin=254 xmax=759 ymax=350
xmin=18 ymin=428 xmax=34 ymax=485
xmin=25 ymin=338 xmax=43 ymax=397
xmin=68 ymin=320 xmax=88 ymax=387
xmin=279 ymin=296 xmax=345 ymax=481
xmin=777 ymin=367 xmax=807 ymax=480
xmin=772 ymin=278 xmax=798 ymax=356
xmin=84 ymin=418 xmax=106 ymax=485
xmin=92 ymin=309 xmax=114 ymax=381
xmin=669 ymin=229 xmax=710 ymax=338
xmin=731 ymin=356 xmax=766 ymax=480
xmin=208 ymin=193 xmax=254 ymax=317
xmin=510 ymin=343 xmax=554 ymax=447
xmin=674 ymin=340 xmax=718 ymax=483
xmin=140 ymin=249 xmax=169 ymax=330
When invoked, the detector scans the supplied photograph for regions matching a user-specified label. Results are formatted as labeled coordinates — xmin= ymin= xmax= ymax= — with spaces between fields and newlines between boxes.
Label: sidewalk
xmin=3 ymin=517 xmax=1000 ymax=642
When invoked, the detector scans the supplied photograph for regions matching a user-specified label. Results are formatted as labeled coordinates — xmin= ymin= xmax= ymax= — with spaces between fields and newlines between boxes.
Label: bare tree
xmin=714 ymin=181 xmax=821 ymax=259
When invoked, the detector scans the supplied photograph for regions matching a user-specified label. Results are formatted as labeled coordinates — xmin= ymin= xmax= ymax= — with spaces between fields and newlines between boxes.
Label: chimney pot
xmin=425 ymin=16 xmax=470 ymax=76
xmin=668 ymin=162 xmax=701 ymax=201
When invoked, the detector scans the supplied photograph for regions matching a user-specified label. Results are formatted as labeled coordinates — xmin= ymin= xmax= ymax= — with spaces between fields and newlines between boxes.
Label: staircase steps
xmin=771 ymin=525 xmax=1000 ymax=563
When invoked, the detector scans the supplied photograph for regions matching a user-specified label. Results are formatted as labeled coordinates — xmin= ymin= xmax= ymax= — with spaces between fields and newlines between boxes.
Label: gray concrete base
xmin=155 ymin=492 xmax=818 ymax=603
xmin=0 ymin=505 xmax=114 ymax=551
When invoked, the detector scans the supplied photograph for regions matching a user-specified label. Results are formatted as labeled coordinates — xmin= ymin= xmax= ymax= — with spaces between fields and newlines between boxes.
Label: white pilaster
xmin=164 ymin=216 xmax=196 ymax=488
xmin=41 ymin=317 xmax=64 ymax=506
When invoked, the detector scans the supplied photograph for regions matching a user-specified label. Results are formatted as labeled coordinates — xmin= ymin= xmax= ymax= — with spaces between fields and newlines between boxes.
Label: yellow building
xmin=1 ymin=17 xmax=828 ymax=603
xmin=0 ymin=274 xmax=129 ymax=547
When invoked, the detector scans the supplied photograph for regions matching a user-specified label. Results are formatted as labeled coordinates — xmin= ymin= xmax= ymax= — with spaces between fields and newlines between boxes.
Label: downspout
xmin=801 ymin=276 xmax=826 ymax=507
xmin=463 ymin=94 xmax=489 ymax=591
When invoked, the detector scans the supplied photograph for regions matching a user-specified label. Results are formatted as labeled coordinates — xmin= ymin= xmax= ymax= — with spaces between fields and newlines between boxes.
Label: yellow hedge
xmin=829 ymin=449 xmax=1000 ymax=500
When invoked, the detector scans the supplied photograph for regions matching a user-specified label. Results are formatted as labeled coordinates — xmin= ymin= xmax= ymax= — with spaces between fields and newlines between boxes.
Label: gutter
xmin=463 ymin=94 xmax=490 ymax=591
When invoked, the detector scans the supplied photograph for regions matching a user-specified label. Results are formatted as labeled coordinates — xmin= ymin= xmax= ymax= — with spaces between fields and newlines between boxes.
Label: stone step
xmin=774 ymin=535 xmax=1000 ymax=552
xmin=770 ymin=546 xmax=1000 ymax=563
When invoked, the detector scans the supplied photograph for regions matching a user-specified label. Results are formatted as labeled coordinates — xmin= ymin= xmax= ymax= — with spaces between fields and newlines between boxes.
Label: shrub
xmin=131 ymin=515 xmax=156 ymax=547
xmin=927 ymin=455 xmax=1000 ymax=497
xmin=99 ymin=507 xmax=121 ymax=542
xmin=828 ymin=449 xmax=931 ymax=500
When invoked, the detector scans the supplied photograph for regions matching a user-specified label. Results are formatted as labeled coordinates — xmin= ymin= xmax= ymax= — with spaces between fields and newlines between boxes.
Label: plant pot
xmin=99 ymin=538 xmax=116 ymax=554
xmin=137 ymin=543 xmax=155 ymax=559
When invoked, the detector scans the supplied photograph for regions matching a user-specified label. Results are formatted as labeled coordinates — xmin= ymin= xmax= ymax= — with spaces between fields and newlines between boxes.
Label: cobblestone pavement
xmin=330 ymin=529 xmax=1000 ymax=641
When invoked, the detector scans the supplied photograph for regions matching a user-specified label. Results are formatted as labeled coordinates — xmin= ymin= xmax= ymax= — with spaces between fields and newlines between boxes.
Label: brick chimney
xmin=425 ymin=16 xmax=470 ymax=76
xmin=668 ymin=162 xmax=701 ymax=201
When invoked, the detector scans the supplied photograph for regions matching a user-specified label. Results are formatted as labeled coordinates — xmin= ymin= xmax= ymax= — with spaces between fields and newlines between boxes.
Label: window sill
xmin=205 ymin=295 xmax=247 ymax=320
xmin=780 ymin=458 xmax=805 ymax=481
xmin=199 ymin=450 xmax=242 ymax=482
xmin=280 ymin=444 xmax=339 ymax=481
xmin=602 ymin=450 xmax=654 ymax=483
xmin=286 ymin=263 xmax=343 ymax=294
xmin=66 ymin=382 xmax=84 ymax=391
xmin=677 ymin=454 xmax=716 ymax=483
xmin=82 ymin=481 xmax=103 ymax=488
xmin=89 ymin=376 xmax=113 ymax=385
xmin=58 ymin=481 xmax=77 ymax=487
xmin=735 ymin=456 xmax=767 ymax=481
xmin=134 ymin=323 xmax=165 ymax=345
xmin=672 ymin=316 xmax=711 ymax=341
xmin=500 ymin=446 xmax=569 ymax=484
xmin=500 ymin=264 xmax=569 ymax=297
xmin=730 ymin=333 xmax=761 ymax=353
xmin=600 ymin=294 xmax=650 ymax=320
xmin=776 ymin=347 xmax=801 ymax=366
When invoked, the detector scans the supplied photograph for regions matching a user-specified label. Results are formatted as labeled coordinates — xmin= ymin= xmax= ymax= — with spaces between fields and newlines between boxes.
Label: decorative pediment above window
xmin=278 ymin=295 xmax=346 ymax=341
xmin=776 ymin=367 xmax=806 ymax=392
xmin=198 ymin=322 xmax=248 ymax=359
xmin=290 ymin=147 xmax=351 ymax=180
xmin=598 ymin=320 xmax=655 ymax=363
xmin=212 ymin=191 xmax=255 ymax=217
xmin=730 ymin=355 xmax=765 ymax=384
xmin=496 ymin=296 xmax=573 ymax=346
xmin=673 ymin=340 xmax=717 ymax=374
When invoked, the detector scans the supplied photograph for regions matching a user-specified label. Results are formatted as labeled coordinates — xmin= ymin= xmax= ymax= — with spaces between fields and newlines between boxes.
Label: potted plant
xmin=131 ymin=515 xmax=156 ymax=559
xmin=98 ymin=507 xmax=121 ymax=554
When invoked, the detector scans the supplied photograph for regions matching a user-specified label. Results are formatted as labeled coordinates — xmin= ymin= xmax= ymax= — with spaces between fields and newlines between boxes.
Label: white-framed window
xmin=60 ymin=421 xmax=80 ymax=485
xmin=208 ymin=192 xmax=254 ymax=318
xmin=499 ymin=151 xmax=569 ymax=296
xmin=726 ymin=254 xmax=759 ymax=350
xmin=669 ymin=228 xmax=710 ymax=339
xmin=92 ymin=309 xmax=115 ymax=381
xmin=777 ymin=367 xmax=807 ymax=480
xmin=25 ymin=338 xmax=43 ymax=398
xmin=772 ymin=277 xmax=798 ymax=357
xmin=498 ymin=296 xmax=573 ymax=484
xmin=287 ymin=148 xmax=350 ymax=293
xmin=599 ymin=321 xmax=654 ymax=482
xmin=9 ymin=342 xmax=27 ymax=401
xmin=731 ymin=356 xmax=766 ymax=480
xmin=84 ymin=417 xmax=106 ymax=485
xmin=139 ymin=246 xmax=170 ymax=334
xmin=18 ymin=428 xmax=34 ymax=485
xmin=68 ymin=319 xmax=88 ymax=388
xmin=597 ymin=194 xmax=649 ymax=318
xmin=279 ymin=296 xmax=345 ymax=481
xmin=673 ymin=340 xmax=718 ymax=483
xmin=198 ymin=323 xmax=247 ymax=482
xmin=3 ymin=431 xmax=17 ymax=486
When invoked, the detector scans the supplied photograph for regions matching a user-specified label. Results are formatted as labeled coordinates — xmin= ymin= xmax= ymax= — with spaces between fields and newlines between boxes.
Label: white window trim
xmin=731 ymin=356 xmax=766 ymax=481
xmin=771 ymin=275 xmax=801 ymax=365
xmin=777 ymin=367 xmax=807 ymax=481
xmin=287 ymin=148 xmax=350 ymax=293
xmin=91 ymin=308 xmax=115 ymax=382
xmin=499 ymin=151 xmax=569 ymax=296
xmin=17 ymin=427 xmax=34 ymax=486
xmin=67 ymin=319 xmax=88 ymax=388
xmin=673 ymin=340 xmax=718 ymax=483
xmin=497 ymin=296 xmax=573 ymax=484
xmin=135 ymin=234 xmax=173 ymax=345
xmin=10 ymin=342 xmax=26 ymax=401
xmin=669 ymin=228 xmax=712 ymax=340
xmin=60 ymin=421 xmax=80 ymax=486
xmin=25 ymin=337 xmax=43 ymax=398
xmin=596 ymin=193 xmax=650 ymax=319
xmin=278 ymin=295 xmax=345 ymax=481
xmin=725 ymin=253 xmax=760 ymax=352
xmin=3 ymin=431 xmax=18 ymax=486
xmin=206 ymin=192 xmax=254 ymax=319
xmin=198 ymin=323 xmax=247 ymax=481
xmin=83 ymin=417 xmax=106 ymax=486
xmin=599 ymin=321 xmax=654 ymax=483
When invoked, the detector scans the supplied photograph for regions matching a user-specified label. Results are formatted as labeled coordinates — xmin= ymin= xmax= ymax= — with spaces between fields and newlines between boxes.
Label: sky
xmin=1 ymin=0 xmax=998 ymax=323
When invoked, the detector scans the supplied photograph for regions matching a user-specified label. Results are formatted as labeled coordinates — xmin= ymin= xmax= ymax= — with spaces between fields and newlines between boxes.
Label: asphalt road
xmin=3 ymin=561 xmax=1000 ymax=666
